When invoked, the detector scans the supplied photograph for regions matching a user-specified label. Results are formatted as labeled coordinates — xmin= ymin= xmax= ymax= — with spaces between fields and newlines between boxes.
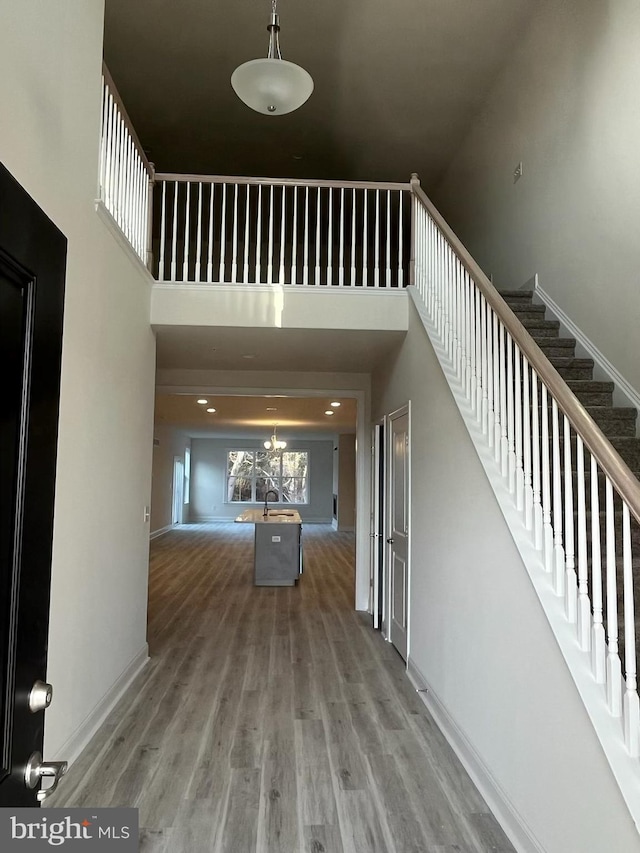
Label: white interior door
xmin=172 ymin=457 xmax=184 ymax=525
xmin=370 ymin=423 xmax=384 ymax=629
xmin=387 ymin=408 xmax=409 ymax=660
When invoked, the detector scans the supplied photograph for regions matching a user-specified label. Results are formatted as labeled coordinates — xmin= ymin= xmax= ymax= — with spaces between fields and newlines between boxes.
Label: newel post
xmin=146 ymin=162 xmax=156 ymax=273
xmin=409 ymin=172 xmax=420 ymax=287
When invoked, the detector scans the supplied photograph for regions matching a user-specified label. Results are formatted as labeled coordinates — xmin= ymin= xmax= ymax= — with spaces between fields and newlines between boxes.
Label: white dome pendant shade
xmin=231 ymin=1 xmax=313 ymax=116
xmin=232 ymin=58 xmax=313 ymax=116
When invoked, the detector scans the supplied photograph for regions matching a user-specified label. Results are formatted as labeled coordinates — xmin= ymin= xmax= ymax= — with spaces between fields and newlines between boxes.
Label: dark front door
xmin=0 ymin=163 xmax=66 ymax=805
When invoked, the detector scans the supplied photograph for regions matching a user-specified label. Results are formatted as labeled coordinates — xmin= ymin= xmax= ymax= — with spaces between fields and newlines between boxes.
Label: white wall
xmin=150 ymin=425 xmax=191 ymax=534
xmin=372 ymin=301 xmax=640 ymax=852
xmin=0 ymin=1 xmax=156 ymax=759
xmin=434 ymin=0 xmax=640 ymax=394
xmin=190 ymin=437 xmax=333 ymax=523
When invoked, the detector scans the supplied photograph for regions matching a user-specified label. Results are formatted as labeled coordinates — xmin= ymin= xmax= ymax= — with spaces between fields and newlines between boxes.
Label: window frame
xmin=225 ymin=447 xmax=310 ymax=505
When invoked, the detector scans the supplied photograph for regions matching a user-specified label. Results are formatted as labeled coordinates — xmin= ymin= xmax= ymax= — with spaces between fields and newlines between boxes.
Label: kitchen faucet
xmin=263 ymin=489 xmax=279 ymax=517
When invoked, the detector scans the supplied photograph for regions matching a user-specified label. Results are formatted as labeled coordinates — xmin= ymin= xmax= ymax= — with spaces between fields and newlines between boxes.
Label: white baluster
xmin=475 ymin=287 xmax=482 ymax=421
xmin=267 ymin=184 xmax=274 ymax=285
xmin=486 ymin=305 xmax=494 ymax=445
xmin=255 ymin=184 xmax=262 ymax=283
xmin=219 ymin=183 xmax=227 ymax=282
xmin=622 ymin=503 xmax=639 ymax=755
xmin=506 ymin=334 xmax=516 ymax=493
xmin=375 ymin=189 xmax=380 ymax=287
xmin=493 ymin=312 xmax=501 ymax=460
xmin=551 ymin=399 xmax=565 ymax=595
xmin=182 ymin=181 xmax=191 ymax=281
xmin=398 ymin=191 xmax=404 ymax=288
xmin=499 ymin=323 xmax=508 ymax=477
xmin=158 ymin=181 xmax=167 ymax=282
xmin=605 ymin=477 xmax=622 ymax=716
xmin=195 ymin=182 xmax=203 ymax=282
xmin=522 ymin=356 xmax=533 ymax=530
xmin=480 ymin=296 xmax=489 ymax=434
xmin=541 ymin=384 xmax=553 ymax=572
xmin=339 ymin=187 xmax=345 ymax=285
xmin=362 ymin=189 xmax=368 ymax=287
xmin=243 ymin=184 xmax=251 ymax=283
xmin=291 ymin=186 xmax=298 ymax=284
xmin=386 ymin=189 xmax=392 ymax=287
xmin=327 ymin=187 xmax=333 ymax=285
xmin=303 ymin=186 xmax=309 ymax=285
xmin=351 ymin=188 xmax=357 ymax=286
xmin=315 ymin=187 xmax=321 ymax=285
xmin=207 ymin=183 xmax=214 ymax=283
xmin=531 ymin=370 xmax=543 ymax=547
xmin=591 ymin=455 xmax=606 ymax=682
xmin=575 ymin=436 xmax=591 ymax=651
xmin=231 ymin=183 xmax=239 ymax=283
xmin=564 ymin=415 xmax=577 ymax=622
xmin=279 ymin=184 xmax=286 ymax=284
xmin=514 ymin=344 xmax=524 ymax=510
xmin=171 ymin=181 xmax=179 ymax=282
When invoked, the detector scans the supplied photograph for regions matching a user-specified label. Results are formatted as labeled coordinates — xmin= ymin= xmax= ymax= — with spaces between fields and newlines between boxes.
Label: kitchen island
xmin=235 ymin=508 xmax=303 ymax=586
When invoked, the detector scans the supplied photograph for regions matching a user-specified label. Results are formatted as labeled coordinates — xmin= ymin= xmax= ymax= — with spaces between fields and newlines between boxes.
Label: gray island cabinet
xmin=235 ymin=508 xmax=303 ymax=586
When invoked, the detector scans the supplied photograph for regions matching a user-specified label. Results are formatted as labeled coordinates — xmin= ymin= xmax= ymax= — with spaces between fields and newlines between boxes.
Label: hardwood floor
xmin=49 ymin=523 xmax=514 ymax=853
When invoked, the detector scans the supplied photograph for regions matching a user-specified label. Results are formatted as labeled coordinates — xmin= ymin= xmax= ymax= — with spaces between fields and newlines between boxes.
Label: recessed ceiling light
xmin=206 ymin=408 xmax=217 ymax=413
xmin=266 ymin=407 xmax=277 ymax=411
xmin=242 ymin=354 xmax=257 ymax=359
xmin=325 ymin=410 xmax=334 ymax=416
xmin=330 ymin=401 xmax=341 ymax=407
xmin=197 ymin=399 xmax=208 ymax=404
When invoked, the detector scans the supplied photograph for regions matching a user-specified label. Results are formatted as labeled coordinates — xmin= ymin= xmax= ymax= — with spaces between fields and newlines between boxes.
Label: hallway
xmin=49 ymin=523 xmax=514 ymax=852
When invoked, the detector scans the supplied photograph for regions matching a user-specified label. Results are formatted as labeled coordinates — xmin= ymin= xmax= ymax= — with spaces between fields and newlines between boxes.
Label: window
xmin=183 ymin=447 xmax=191 ymax=504
xmin=226 ymin=450 xmax=309 ymax=503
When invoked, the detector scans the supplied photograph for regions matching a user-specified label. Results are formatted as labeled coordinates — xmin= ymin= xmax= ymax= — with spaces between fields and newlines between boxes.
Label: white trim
xmin=408 ymin=285 xmax=640 ymax=833
xmin=331 ymin=518 xmax=338 ymax=531
xmin=150 ymin=523 xmax=176 ymax=540
xmin=534 ymin=276 xmax=640 ymax=412
xmin=406 ymin=658 xmax=544 ymax=853
xmin=152 ymin=282 xmax=407 ymax=297
xmin=49 ymin=645 xmax=149 ymax=767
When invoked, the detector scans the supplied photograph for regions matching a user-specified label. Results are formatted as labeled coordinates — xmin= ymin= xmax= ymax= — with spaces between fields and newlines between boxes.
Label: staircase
xmin=500 ymin=288 xmax=640 ymax=670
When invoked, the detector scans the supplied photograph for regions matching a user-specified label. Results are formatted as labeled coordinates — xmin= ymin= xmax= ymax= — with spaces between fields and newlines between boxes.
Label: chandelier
xmin=264 ymin=425 xmax=287 ymax=451
xmin=231 ymin=0 xmax=314 ymax=116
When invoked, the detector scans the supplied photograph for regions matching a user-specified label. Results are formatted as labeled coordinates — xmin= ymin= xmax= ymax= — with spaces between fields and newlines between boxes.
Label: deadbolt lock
xmin=28 ymin=680 xmax=53 ymax=714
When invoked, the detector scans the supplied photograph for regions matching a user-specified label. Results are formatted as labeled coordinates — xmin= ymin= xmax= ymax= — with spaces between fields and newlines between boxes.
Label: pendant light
xmin=231 ymin=0 xmax=314 ymax=116
xmin=264 ymin=425 xmax=287 ymax=451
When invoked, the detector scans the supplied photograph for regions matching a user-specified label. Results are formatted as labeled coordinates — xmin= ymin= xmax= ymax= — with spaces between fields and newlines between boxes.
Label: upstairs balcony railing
xmin=99 ymin=66 xmax=640 ymax=804
xmin=152 ymin=175 xmax=411 ymax=287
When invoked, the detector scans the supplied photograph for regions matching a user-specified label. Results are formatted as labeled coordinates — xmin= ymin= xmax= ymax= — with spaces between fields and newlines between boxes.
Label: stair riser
xmin=551 ymin=364 xmax=594 ymax=380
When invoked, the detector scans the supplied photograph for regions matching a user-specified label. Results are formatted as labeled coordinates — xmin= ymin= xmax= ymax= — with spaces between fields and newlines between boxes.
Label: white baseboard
xmin=331 ymin=519 xmax=338 ymax=530
xmin=49 ymin=644 xmax=149 ymax=767
xmin=150 ymin=523 xmax=176 ymax=540
xmin=406 ymin=658 xmax=544 ymax=853
xmin=534 ymin=276 xmax=640 ymax=413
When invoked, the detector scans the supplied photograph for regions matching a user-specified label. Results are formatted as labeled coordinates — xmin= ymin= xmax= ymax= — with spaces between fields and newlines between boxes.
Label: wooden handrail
xmin=102 ymin=63 xmax=154 ymax=179
xmin=412 ymin=181 xmax=640 ymax=525
xmin=154 ymin=172 xmax=411 ymax=192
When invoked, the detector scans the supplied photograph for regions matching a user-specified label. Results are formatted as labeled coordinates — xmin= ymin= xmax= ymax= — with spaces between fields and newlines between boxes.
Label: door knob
xmin=24 ymin=751 xmax=68 ymax=801
xmin=386 ymin=538 xmax=394 ymax=544
xmin=28 ymin=680 xmax=53 ymax=713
